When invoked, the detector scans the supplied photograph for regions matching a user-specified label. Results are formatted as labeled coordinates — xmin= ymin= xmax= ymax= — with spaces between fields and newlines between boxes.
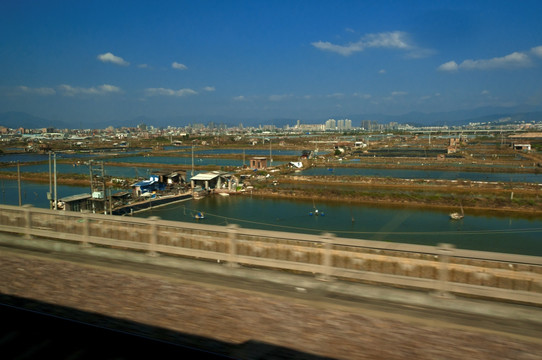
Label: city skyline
xmin=1 ymin=1 xmax=542 ymax=127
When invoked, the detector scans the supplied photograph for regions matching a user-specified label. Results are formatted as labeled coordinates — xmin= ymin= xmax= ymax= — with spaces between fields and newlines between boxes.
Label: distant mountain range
xmin=346 ymin=106 xmax=542 ymax=127
xmin=2 ymin=105 xmax=542 ymax=130
xmin=0 ymin=112 xmax=70 ymax=130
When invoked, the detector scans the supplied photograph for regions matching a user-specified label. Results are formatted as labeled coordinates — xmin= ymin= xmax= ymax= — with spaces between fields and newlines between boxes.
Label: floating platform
xmin=113 ymin=193 xmax=192 ymax=215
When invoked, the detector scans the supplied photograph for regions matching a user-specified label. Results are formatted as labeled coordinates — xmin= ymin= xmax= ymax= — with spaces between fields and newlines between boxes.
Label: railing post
xmin=318 ymin=232 xmax=335 ymax=281
xmin=227 ymin=224 xmax=239 ymax=268
xmin=435 ymin=243 xmax=455 ymax=298
xmin=23 ymin=204 xmax=33 ymax=239
xmin=81 ymin=210 xmax=91 ymax=247
xmin=148 ymin=216 xmax=160 ymax=257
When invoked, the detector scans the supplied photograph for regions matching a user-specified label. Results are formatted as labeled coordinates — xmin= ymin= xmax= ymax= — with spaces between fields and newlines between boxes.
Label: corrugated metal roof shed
xmin=190 ymin=173 xmax=220 ymax=181
xmin=60 ymin=193 xmax=91 ymax=202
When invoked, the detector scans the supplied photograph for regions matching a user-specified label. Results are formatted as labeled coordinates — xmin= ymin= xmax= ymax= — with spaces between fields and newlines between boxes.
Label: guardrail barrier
xmin=1 ymin=204 xmax=541 ymax=305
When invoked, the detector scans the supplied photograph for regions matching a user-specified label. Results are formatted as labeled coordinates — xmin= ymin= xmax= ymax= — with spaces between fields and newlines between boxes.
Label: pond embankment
xmin=248 ymin=175 xmax=542 ymax=216
xmin=3 ymin=166 xmax=541 ymax=216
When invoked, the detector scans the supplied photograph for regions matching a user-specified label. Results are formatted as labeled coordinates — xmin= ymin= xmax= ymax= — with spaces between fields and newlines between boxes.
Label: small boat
xmin=449 ymin=212 xmax=464 ymax=220
xmin=218 ymin=192 xmax=230 ymax=197
xmin=449 ymin=202 xmax=464 ymax=220
xmin=194 ymin=212 xmax=205 ymax=220
xmin=309 ymin=201 xmax=324 ymax=216
xmin=193 ymin=187 xmax=207 ymax=200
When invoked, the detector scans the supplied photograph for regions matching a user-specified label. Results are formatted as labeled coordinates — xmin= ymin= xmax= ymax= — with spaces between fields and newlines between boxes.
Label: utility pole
xmin=191 ymin=144 xmax=194 ymax=176
xmin=17 ymin=161 xmax=22 ymax=206
xmin=54 ymin=153 xmax=57 ymax=210
xmin=269 ymin=139 xmax=273 ymax=163
xmin=109 ymin=186 xmax=113 ymax=215
xmin=89 ymin=160 xmax=106 ymax=214
xmin=48 ymin=152 xmax=52 ymax=205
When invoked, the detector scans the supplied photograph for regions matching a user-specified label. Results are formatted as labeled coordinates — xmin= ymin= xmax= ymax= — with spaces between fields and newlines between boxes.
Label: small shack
xmin=512 ymin=143 xmax=531 ymax=151
xmin=300 ymin=150 xmax=313 ymax=160
xmin=131 ymin=175 xmax=166 ymax=197
xmin=250 ymin=157 xmax=268 ymax=169
xmin=287 ymin=161 xmax=303 ymax=169
xmin=57 ymin=193 xmax=91 ymax=212
xmin=191 ymin=171 xmax=238 ymax=191
xmin=155 ymin=170 xmax=186 ymax=185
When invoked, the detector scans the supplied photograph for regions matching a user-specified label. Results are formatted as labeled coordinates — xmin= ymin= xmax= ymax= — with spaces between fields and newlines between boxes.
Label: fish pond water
xmin=4 ymin=179 xmax=541 ymax=256
xmin=138 ymin=194 xmax=542 ymax=256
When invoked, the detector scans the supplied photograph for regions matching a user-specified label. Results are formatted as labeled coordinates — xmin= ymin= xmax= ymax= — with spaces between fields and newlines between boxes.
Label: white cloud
xmin=531 ymin=45 xmax=542 ymax=58
xmin=172 ymin=62 xmax=188 ymax=70
xmin=145 ymin=87 xmax=197 ymax=97
xmin=438 ymin=61 xmax=459 ymax=72
xmin=97 ymin=52 xmax=129 ymax=66
xmin=233 ymin=95 xmax=246 ymax=101
xmin=58 ymin=84 xmax=121 ymax=96
xmin=439 ymin=51 xmax=532 ymax=71
xmin=460 ymin=52 xmax=531 ymax=70
xmin=391 ymin=91 xmax=408 ymax=96
xmin=312 ymin=41 xmax=363 ymax=56
xmin=99 ymin=84 xmax=121 ymax=93
xmin=378 ymin=69 xmax=386 ymax=74
xmin=312 ymin=31 xmax=412 ymax=56
xmin=364 ymin=31 xmax=411 ymax=49
xmin=18 ymin=86 xmax=56 ymax=95
xmin=203 ymin=86 xmax=215 ymax=92
xmin=481 ymin=90 xmax=490 ymax=95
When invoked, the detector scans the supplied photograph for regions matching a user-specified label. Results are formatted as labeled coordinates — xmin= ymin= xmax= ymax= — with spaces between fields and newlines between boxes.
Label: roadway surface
xmin=1 ymin=239 xmax=542 ymax=359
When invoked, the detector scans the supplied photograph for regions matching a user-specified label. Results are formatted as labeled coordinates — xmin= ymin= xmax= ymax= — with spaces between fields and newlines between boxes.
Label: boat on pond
xmin=194 ymin=212 xmax=205 ymax=219
xmin=309 ymin=201 xmax=324 ymax=216
xmin=449 ymin=202 xmax=464 ymax=220
xmin=193 ymin=186 xmax=207 ymax=200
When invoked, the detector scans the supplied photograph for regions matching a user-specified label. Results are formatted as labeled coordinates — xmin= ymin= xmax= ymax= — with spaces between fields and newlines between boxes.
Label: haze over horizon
xmin=1 ymin=0 xmax=542 ymax=127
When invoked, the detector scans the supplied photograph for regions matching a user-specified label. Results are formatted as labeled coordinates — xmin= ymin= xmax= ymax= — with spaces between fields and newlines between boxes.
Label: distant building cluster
xmin=325 ymin=118 xmax=352 ymax=131
xmin=2 ymin=115 xmax=542 ymax=151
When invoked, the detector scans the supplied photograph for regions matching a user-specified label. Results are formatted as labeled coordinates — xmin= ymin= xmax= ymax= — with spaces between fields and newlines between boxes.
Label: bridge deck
xmin=2 ymin=243 xmax=542 ymax=359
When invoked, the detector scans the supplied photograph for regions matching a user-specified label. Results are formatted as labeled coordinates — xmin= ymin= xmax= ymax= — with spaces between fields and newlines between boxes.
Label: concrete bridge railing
xmin=1 ymin=204 xmax=541 ymax=305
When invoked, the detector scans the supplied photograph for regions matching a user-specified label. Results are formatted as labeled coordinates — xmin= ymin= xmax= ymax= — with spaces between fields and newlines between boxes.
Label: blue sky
xmin=1 ymin=0 xmax=542 ymax=126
